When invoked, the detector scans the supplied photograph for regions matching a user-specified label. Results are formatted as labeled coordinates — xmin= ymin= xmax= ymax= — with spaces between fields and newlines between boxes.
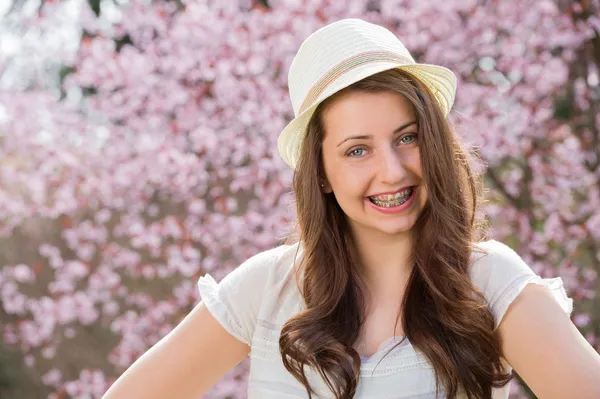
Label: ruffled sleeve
xmin=470 ymin=240 xmax=574 ymax=330
xmin=197 ymin=274 xmax=251 ymax=345
xmin=197 ymin=244 xmax=294 ymax=346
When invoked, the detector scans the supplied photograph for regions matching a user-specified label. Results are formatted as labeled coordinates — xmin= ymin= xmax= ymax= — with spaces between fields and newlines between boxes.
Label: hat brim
xmin=277 ymin=62 xmax=457 ymax=169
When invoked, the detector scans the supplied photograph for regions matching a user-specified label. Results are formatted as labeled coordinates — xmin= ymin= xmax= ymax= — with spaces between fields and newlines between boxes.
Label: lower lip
xmin=365 ymin=187 xmax=417 ymax=214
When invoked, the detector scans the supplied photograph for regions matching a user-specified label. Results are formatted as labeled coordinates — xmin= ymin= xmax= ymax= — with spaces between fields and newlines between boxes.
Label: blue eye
xmin=399 ymin=133 xmax=418 ymax=145
xmin=347 ymin=147 xmax=366 ymax=157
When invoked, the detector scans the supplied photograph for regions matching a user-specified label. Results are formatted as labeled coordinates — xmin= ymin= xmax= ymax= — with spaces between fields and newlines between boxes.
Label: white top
xmin=197 ymin=240 xmax=573 ymax=398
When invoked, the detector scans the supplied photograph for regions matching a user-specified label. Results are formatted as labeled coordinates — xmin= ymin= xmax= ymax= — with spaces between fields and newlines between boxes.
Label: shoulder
xmin=469 ymin=239 xmax=539 ymax=324
xmin=196 ymin=241 xmax=302 ymax=345
xmin=204 ymin=241 xmax=301 ymax=290
xmin=469 ymin=239 xmax=573 ymax=330
xmin=469 ymin=239 xmax=534 ymax=284
xmin=471 ymin=239 xmax=525 ymax=263
xmin=236 ymin=241 xmax=301 ymax=281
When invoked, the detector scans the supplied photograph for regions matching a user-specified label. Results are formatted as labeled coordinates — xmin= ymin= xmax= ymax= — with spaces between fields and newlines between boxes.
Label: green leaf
xmin=553 ymin=95 xmax=573 ymax=121
xmin=88 ymin=0 xmax=101 ymax=17
xmin=59 ymin=65 xmax=76 ymax=86
xmin=532 ymin=218 xmax=545 ymax=232
xmin=115 ymin=34 xmax=133 ymax=52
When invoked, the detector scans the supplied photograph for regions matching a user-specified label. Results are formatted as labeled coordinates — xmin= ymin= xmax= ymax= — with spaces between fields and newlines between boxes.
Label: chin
xmin=375 ymin=222 xmax=416 ymax=237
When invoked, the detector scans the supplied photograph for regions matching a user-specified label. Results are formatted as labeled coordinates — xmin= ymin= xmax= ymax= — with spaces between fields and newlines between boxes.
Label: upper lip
xmin=368 ymin=186 xmax=415 ymax=197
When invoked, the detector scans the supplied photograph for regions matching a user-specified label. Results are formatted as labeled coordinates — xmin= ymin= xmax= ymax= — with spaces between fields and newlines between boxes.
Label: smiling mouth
xmin=368 ymin=186 xmax=415 ymax=207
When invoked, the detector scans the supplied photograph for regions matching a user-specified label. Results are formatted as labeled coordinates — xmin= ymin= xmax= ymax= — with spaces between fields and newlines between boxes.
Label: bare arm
xmin=498 ymin=283 xmax=600 ymax=398
xmin=101 ymin=301 xmax=250 ymax=399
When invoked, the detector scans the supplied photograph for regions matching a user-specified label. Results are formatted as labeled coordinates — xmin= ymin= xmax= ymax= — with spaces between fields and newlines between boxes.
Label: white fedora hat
xmin=277 ymin=18 xmax=457 ymax=169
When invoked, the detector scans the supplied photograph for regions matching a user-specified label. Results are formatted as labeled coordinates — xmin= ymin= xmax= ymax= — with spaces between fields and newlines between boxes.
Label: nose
xmin=378 ymin=145 xmax=408 ymax=185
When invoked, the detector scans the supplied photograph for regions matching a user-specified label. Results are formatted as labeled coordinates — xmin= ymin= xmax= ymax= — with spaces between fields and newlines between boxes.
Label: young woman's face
xmin=321 ymin=90 xmax=428 ymax=237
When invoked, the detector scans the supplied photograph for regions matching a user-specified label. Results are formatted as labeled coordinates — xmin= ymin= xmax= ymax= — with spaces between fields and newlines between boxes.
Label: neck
xmin=349 ymin=226 xmax=414 ymax=295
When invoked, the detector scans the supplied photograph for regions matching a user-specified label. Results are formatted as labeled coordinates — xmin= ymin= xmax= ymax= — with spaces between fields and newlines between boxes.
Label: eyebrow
xmin=336 ymin=121 xmax=418 ymax=147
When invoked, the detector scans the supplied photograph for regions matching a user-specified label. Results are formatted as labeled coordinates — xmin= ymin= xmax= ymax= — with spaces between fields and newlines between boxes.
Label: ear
xmin=320 ymin=180 xmax=333 ymax=194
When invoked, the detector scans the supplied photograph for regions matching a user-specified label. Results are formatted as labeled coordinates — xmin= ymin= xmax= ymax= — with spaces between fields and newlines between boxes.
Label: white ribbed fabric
xmin=198 ymin=240 xmax=573 ymax=398
xmin=277 ymin=18 xmax=458 ymax=169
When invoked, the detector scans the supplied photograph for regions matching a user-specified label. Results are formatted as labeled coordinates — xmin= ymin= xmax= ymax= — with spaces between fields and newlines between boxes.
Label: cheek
xmin=340 ymin=167 xmax=372 ymax=194
xmin=329 ymin=167 xmax=371 ymax=203
xmin=410 ymin=150 xmax=423 ymax=173
xmin=419 ymin=186 xmax=428 ymax=205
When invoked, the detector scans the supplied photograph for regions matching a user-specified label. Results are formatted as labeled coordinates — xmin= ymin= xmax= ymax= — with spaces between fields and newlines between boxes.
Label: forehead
xmin=321 ymin=90 xmax=416 ymax=140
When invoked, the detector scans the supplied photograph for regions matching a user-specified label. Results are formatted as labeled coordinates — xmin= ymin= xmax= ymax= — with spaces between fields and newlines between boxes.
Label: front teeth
xmin=372 ymin=198 xmax=407 ymax=207
xmin=371 ymin=188 xmax=412 ymax=202
xmin=369 ymin=187 xmax=414 ymax=207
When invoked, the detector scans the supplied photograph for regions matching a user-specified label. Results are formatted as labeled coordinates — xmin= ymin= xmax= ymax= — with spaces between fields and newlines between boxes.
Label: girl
xmin=102 ymin=18 xmax=600 ymax=399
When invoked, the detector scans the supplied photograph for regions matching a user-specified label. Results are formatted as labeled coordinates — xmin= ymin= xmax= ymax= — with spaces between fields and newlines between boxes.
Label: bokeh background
xmin=0 ymin=0 xmax=599 ymax=398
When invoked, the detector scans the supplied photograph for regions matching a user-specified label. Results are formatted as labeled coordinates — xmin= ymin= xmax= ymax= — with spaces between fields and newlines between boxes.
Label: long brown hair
xmin=279 ymin=68 xmax=513 ymax=399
